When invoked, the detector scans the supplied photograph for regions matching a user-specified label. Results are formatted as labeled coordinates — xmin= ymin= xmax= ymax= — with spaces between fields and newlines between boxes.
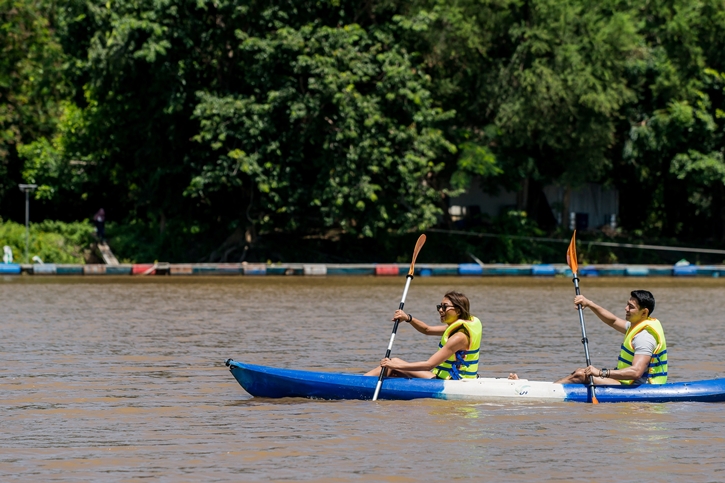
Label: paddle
xmin=566 ymin=230 xmax=599 ymax=404
xmin=372 ymin=234 xmax=427 ymax=401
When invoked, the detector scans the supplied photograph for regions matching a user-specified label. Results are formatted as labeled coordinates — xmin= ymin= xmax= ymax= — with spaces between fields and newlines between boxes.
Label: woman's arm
xmin=393 ymin=309 xmax=446 ymax=336
xmin=381 ymin=332 xmax=469 ymax=371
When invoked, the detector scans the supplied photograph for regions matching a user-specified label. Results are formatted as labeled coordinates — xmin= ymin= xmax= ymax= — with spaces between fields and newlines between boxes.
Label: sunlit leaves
xmin=192 ymin=22 xmax=454 ymax=235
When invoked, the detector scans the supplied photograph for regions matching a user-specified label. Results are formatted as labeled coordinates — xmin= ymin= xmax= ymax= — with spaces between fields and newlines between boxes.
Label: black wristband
xmin=407 ymin=313 xmax=413 ymax=322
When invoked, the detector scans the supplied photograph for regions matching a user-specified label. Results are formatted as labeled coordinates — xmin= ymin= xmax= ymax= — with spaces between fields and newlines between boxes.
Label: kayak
xmin=225 ymin=359 xmax=725 ymax=403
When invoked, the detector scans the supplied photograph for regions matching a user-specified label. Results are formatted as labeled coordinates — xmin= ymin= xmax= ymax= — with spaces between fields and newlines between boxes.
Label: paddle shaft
xmin=372 ymin=274 xmax=413 ymax=401
xmin=573 ymin=275 xmax=597 ymax=401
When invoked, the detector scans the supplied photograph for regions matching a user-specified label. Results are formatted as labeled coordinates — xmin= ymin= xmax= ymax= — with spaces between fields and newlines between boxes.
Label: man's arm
xmin=586 ymin=355 xmax=650 ymax=382
xmin=574 ymin=295 xmax=628 ymax=334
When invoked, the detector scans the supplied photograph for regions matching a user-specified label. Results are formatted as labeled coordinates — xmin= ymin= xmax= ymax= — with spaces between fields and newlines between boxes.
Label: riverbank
xmin=0 ymin=261 xmax=722 ymax=277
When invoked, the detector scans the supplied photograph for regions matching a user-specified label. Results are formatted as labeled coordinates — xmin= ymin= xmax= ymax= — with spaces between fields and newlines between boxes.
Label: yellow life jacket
xmin=616 ymin=317 xmax=668 ymax=385
xmin=431 ymin=316 xmax=482 ymax=380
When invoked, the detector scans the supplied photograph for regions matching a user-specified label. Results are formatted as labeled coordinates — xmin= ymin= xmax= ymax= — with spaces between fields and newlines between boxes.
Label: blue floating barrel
xmin=531 ymin=264 xmax=556 ymax=276
xmin=625 ymin=266 xmax=649 ymax=277
xmin=56 ymin=264 xmax=84 ymax=275
xmin=106 ymin=265 xmax=132 ymax=275
xmin=695 ymin=266 xmax=718 ymax=277
xmin=458 ymin=263 xmax=483 ymax=276
xmin=431 ymin=265 xmax=459 ymax=276
xmin=326 ymin=264 xmax=374 ymax=275
xmin=482 ymin=266 xmax=532 ymax=276
xmin=648 ymin=266 xmax=672 ymax=277
xmin=673 ymin=265 xmax=697 ymax=276
xmin=580 ymin=266 xmax=599 ymax=277
xmin=192 ymin=263 xmax=242 ymax=275
xmin=598 ymin=266 xmax=626 ymax=276
xmin=558 ymin=267 xmax=574 ymax=277
xmin=265 ymin=266 xmax=290 ymax=275
xmin=0 ymin=263 xmax=21 ymax=274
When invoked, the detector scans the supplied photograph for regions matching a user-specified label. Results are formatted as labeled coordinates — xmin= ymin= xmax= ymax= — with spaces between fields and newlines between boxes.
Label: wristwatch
xmin=601 ymin=368 xmax=609 ymax=378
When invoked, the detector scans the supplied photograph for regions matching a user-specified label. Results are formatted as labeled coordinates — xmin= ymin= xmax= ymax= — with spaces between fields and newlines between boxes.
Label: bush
xmin=0 ymin=219 xmax=95 ymax=263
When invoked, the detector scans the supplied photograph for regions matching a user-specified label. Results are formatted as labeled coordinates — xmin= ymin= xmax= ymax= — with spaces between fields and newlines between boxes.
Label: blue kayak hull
xmin=226 ymin=359 xmax=725 ymax=403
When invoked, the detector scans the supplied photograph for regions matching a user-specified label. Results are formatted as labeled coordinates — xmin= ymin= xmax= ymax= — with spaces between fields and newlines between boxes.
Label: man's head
xmin=626 ymin=290 xmax=655 ymax=322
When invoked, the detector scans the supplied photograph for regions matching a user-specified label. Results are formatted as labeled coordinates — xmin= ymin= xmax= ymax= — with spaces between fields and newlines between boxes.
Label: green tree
xmin=191 ymin=23 xmax=455 ymax=237
xmin=615 ymin=0 xmax=725 ymax=240
xmin=393 ymin=0 xmax=643 ymax=224
xmin=20 ymin=0 xmax=456 ymax=256
xmin=0 ymin=0 xmax=66 ymax=214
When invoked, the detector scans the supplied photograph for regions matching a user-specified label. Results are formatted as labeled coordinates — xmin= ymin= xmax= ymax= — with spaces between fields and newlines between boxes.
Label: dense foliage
xmin=1 ymin=0 xmax=724 ymax=262
xmin=0 ymin=219 xmax=94 ymax=263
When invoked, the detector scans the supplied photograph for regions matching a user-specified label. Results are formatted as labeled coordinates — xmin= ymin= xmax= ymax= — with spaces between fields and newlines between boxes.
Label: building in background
xmin=448 ymin=181 xmax=618 ymax=231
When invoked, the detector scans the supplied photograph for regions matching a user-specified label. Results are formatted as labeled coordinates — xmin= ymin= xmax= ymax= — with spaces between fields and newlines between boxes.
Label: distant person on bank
xmin=509 ymin=290 xmax=668 ymax=385
xmin=94 ymin=208 xmax=106 ymax=242
xmin=365 ymin=291 xmax=482 ymax=380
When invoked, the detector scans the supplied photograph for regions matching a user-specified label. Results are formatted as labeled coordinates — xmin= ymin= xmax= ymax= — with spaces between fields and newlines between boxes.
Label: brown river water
xmin=2 ymin=275 xmax=725 ymax=482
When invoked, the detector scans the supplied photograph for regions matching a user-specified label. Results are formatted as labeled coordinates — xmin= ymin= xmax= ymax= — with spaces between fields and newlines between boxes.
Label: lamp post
xmin=18 ymin=184 xmax=37 ymax=263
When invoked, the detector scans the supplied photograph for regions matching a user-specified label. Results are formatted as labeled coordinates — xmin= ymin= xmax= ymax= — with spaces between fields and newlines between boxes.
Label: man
xmin=555 ymin=290 xmax=668 ymax=385
xmin=93 ymin=208 xmax=106 ymax=242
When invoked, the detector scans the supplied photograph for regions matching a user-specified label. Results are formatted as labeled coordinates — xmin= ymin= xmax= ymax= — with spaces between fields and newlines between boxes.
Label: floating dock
xmin=0 ymin=262 xmax=722 ymax=277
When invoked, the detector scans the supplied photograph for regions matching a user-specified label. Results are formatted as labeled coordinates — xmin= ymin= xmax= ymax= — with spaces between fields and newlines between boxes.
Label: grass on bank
xmin=0 ymin=219 xmax=96 ymax=264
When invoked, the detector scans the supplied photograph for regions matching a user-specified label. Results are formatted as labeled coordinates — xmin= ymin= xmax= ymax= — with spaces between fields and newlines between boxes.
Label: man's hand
xmin=574 ymin=295 xmax=592 ymax=309
xmin=584 ymin=365 xmax=601 ymax=378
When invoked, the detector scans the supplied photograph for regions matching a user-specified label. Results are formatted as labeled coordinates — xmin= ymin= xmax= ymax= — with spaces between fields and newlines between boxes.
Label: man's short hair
xmin=631 ymin=290 xmax=655 ymax=316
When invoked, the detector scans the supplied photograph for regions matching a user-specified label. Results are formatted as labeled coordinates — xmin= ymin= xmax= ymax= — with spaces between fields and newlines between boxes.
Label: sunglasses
xmin=436 ymin=304 xmax=456 ymax=312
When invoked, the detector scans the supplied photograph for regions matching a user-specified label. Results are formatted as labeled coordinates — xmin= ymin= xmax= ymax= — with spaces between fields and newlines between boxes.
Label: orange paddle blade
xmin=408 ymin=234 xmax=426 ymax=276
xmin=566 ymin=231 xmax=578 ymax=275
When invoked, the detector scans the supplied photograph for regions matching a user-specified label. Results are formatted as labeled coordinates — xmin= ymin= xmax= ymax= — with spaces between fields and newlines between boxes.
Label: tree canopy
xmin=1 ymin=0 xmax=725 ymax=262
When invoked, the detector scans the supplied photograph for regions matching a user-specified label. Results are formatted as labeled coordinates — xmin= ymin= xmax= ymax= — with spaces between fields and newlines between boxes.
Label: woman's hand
xmin=392 ymin=310 xmax=409 ymax=322
xmin=380 ymin=357 xmax=404 ymax=370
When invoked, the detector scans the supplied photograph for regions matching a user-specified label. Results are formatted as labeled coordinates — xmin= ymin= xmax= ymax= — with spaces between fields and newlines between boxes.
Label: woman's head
xmin=437 ymin=291 xmax=471 ymax=323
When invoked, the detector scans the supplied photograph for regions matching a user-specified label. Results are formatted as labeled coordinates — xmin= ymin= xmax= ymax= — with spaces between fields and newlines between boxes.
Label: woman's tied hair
xmin=631 ymin=290 xmax=655 ymax=316
xmin=444 ymin=291 xmax=471 ymax=321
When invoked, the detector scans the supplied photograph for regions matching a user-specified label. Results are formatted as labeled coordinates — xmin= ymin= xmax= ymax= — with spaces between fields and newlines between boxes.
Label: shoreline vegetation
xmin=1 ymin=216 xmax=723 ymax=266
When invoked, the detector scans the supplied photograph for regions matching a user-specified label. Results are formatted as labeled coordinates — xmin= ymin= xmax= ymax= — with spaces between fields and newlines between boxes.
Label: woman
xmin=365 ymin=291 xmax=482 ymax=380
